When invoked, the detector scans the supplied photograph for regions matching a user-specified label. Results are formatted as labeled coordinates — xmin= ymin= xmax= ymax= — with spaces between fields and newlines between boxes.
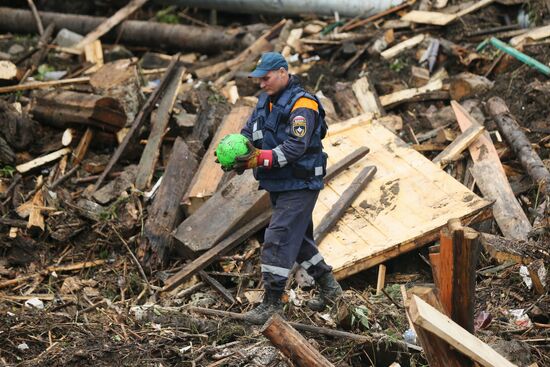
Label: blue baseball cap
xmin=249 ymin=52 xmax=288 ymax=78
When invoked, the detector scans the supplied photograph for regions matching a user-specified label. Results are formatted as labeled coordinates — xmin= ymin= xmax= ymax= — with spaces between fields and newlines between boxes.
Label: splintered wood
xmin=315 ymin=117 xmax=491 ymax=279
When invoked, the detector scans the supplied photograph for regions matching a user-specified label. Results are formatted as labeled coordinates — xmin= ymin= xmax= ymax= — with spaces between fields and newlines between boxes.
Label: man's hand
xmin=233 ymin=141 xmax=273 ymax=171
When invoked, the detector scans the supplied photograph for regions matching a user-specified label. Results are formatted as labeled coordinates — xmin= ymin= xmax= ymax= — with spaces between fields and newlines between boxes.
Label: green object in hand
xmin=215 ymin=134 xmax=250 ymax=169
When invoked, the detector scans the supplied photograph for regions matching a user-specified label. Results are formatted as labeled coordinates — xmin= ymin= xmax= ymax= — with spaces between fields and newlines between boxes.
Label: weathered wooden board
xmin=315 ymin=118 xmax=491 ymax=279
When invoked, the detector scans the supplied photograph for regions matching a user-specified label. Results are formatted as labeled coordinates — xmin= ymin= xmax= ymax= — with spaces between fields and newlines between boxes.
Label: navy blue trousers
xmin=261 ymin=189 xmax=332 ymax=292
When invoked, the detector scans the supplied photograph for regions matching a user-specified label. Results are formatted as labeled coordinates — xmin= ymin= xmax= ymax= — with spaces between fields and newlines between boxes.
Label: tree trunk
xmin=262 ymin=314 xmax=335 ymax=367
xmin=486 ymin=96 xmax=550 ymax=196
xmin=0 ymin=7 xmax=243 ymax=53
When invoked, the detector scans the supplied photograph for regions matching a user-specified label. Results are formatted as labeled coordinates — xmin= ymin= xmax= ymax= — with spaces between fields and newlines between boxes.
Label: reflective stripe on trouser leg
xmin=261 ymin=189 xmax=320 ymax=292
xmin=296 ymin=220 xmax=333 ymax=280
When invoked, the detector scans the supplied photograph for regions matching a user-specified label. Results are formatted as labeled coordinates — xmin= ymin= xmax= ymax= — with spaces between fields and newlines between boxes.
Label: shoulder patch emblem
xmin=291 ymin=116 xmax=307 ymax=138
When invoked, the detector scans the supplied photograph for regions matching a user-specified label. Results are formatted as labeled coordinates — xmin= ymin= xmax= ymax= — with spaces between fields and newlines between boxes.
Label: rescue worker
xmin=231 ymin=52 xmax=342 ymax=324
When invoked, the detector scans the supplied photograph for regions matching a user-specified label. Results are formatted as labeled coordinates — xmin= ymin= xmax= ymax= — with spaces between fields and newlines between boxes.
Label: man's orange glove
xmin=233 ymin=140 xmax=273 ymax=171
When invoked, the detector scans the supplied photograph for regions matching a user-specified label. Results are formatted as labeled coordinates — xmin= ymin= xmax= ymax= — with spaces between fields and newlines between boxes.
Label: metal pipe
xmin=156 ymin=0 xmax=405 ymax=17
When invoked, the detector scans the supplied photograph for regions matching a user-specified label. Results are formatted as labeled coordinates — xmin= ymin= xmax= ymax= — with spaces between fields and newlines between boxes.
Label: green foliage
xmin=389 ymin=58 xmax=406 ymax=72
xmin=0 ymin=165 xmax=15 ymax=178
xmin=351 ymin=305 xmax=370 ymax=329
xmin=34 ymin=64 xmax=55 ymax=81
xmin=155 ymin=6 xmax=180 ymax=24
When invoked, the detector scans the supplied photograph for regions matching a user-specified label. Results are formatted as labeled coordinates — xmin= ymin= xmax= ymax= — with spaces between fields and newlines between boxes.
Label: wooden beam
xmin=409 ymin=295 xmax=517 ymax=367
xmin=135 ymin=65 xmax=185 ymax=190
xmin=73 ymin=0 xmax=149 ymax=51
xmin=185 ymin=103 xmax=253 ymax=213
xmin=401 ymin=0 xmax=495 ymax=26
xmin=432 ymin=123 xmax=484 ymax=168
xmin=262 ymin=314 xmax=335 ymax=367
xmin=139 ymin=137 xmax=198 ymax=267
xmin=313 ymin=165 xmax=376 ymax=243
xmin=92 ymin=53 xmax=180 ymax=192
xmin=380 ymin=79 xmax=443 ymax=108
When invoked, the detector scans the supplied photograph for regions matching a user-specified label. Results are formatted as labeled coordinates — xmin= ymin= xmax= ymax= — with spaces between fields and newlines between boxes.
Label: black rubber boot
xmin=307 ymin=272 xmax=343 ymax=311
xmin=243 ymin=290 xmax=284 ymax=324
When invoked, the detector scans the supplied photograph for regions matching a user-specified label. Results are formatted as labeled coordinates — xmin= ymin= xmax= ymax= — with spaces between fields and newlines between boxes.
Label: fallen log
xmin=92 ymin=54 xmax=180 ymax=193
xmin=409 ymin=295 xmax=517 ymax=367
xmin=158 ymin=0 xmax=406 ymax=17
xmin=90 ymin=59 xmax=143 ymax=125
xmin=486 ymin=97 xmax=550 ymax=196
xmin=0 ymin=7 xmax=243 ymax=53
xmin=31 ymin=90 xmax=127 ymax=132
xmin=449 ymin=72 xmax=494 ymax=101
xmin=262 ymin=314 xmax=334 ymax=367
xmin=313 ymin=165 xmax=376 ymax=244
xmin=135 ymin=65 xmax=185 ymax=191
xmin=139 ymin=138 xmax=198 ymax=267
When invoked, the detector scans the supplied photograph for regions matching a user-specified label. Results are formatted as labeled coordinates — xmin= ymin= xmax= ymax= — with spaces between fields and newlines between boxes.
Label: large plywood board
xmin=315 ymin=118 xmax=491 ymax=279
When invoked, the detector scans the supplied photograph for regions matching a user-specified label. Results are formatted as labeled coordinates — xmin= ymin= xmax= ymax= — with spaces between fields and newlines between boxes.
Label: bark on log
xmin=0 ymin=99 xmax=37 ymax=152
xmin=31 ymin=90 xmax=127 ymax=132
xmin=449 ymin=72 xmax=494 ymax=101
xmin=0 ymin=7 xmax=243 ymax=53
xmin=139 ymin=138 xmax=198 ymax=267
xmin=486 ymin=96 xmax=550 ymax=196
xmin=89 ymin=59 xmax=143 ymax=126
xmin=262 ymin=314 xmax=335 ymax=367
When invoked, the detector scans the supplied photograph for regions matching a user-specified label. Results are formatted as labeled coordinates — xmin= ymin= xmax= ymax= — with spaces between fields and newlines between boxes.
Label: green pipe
xmin=489 ymin=37 xmax=550 ymax=76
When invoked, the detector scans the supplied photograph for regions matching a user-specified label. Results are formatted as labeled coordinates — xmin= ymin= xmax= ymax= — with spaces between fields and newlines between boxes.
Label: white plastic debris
xmin=54 ymin=28 xmax=84 ymax=48
xmin=403 ymin=328 xmax=417 ymax=344
xmin=24 ymin=297 xmax=44 ymax=310
xmin=17 ymin=343 xmax=29 ymax=351
xmin=519 ymin=266 xmax=532 ymax=289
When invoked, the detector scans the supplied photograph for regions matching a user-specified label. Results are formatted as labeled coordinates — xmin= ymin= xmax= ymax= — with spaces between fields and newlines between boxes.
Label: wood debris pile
xmin=0 ymin=0 xmax=548 ymax=366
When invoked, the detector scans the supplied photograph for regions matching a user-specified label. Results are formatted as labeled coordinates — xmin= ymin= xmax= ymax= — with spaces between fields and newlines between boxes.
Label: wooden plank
xmin=16 ymin=147 xmax=71 ymax=173
xmin=139 ymin=138 xmax=198 ymax=266
xmin=185 ymin=103 xmax=253 ymax=213
xmin=510 ymin=24 xmax=550 ymax=46
xmin=198 ymin=270 xmax=237 ymax=304
xmin=409 ymin=295 xmax=517 ymax=367
xmin=451 ymin=101 xmax=531 ymax=240
xmin=313 ymin=165 xmax=376 ymax=244
xmin=135 ymin=65 xmax=185 ymax=191
xmin=316 ymin=118 xmax=491 ymax=279
xmin=73 ymin=0 xmax=149 ymax=51
xmin=352 ymin=75 xmax=385 ymax=116
xmin=433 ymin=123 xmax=484 ymax=168
xmin=380 ymin=79 xmax=443 ymax=107
xmin=472 ymin=161 xmax=532 ymax=240
xmin=381 ymin=34 xmax=425 ymax=59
